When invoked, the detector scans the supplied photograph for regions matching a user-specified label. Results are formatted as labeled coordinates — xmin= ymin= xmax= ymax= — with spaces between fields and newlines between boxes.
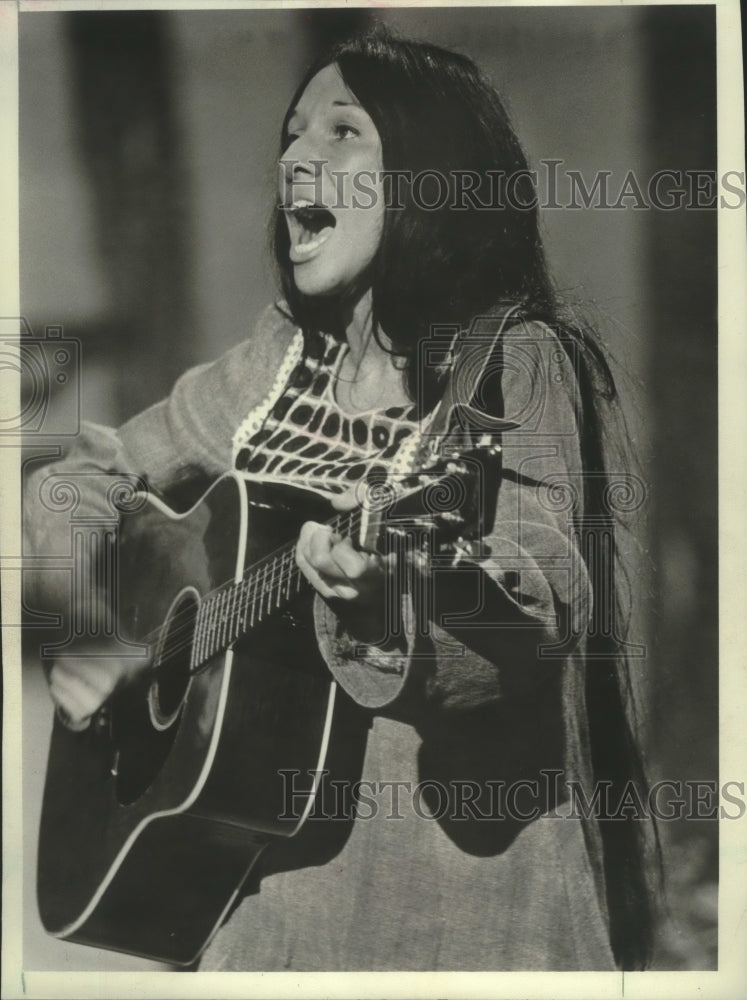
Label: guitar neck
xmin=190 ymin=505 xmax=362 ymax=670
xmin=188 ymin=440 xmax=501 ymax=671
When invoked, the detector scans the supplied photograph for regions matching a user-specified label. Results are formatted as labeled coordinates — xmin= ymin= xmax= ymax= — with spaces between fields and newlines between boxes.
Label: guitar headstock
xmin=355 ymin=434 xmax=503 ymax=559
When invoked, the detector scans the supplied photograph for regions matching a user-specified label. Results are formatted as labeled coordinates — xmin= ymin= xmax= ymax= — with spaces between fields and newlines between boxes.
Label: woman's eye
xmin=333 ymin=123 xmax=360 ymax=140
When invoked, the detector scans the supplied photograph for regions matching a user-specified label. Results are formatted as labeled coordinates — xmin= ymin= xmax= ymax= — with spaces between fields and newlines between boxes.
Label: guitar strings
xmin=141 ymin=506 xmax=357 ymax=660
xmin=135 ymin=505 xmax=362 ymax=665
xmin=156 ymin=519 xmax=357 ymax=664
xmin=147 ymin=468 xmax=433 ymax=657
xmin=132 ymin=466 xmax=440 ymax=666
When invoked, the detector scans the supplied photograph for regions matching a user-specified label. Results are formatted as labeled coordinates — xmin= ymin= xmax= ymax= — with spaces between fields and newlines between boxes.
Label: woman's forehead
xmin=292 ymin=63 xmax=360 ymax=117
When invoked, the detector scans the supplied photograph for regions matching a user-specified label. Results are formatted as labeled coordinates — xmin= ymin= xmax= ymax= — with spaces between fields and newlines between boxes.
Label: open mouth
xmin=285 ymin=200 xmax=337 ymax=260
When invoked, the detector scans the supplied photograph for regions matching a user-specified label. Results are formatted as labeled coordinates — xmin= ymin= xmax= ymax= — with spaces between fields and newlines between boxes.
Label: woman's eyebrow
xmin=288 ymin=99 xmax=360 ymax=116
xmin=286 ymin=98 xmax=362 ymax=128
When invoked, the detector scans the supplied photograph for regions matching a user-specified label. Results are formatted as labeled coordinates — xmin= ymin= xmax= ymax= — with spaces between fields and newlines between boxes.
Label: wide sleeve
xmin=23 ymin=302 xmax=296 ymax=612
xmin=312 ymin=321 xmax=593 ymax=717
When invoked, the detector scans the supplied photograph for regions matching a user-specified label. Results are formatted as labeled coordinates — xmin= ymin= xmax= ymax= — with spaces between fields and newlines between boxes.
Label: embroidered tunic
xmin=232 ymin=329 xmax=425 ymax=495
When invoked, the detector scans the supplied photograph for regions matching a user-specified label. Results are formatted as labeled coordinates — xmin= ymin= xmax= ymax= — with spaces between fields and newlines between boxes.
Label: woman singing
xmin=25 ymin=28 xmax=656 ymax=971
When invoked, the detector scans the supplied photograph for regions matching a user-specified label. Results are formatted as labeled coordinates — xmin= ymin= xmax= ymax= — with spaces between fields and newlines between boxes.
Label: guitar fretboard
xmin=189 ymin=506 xmax=362 ymax=670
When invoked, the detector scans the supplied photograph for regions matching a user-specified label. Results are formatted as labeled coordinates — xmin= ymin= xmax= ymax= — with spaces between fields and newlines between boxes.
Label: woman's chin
xmin=292 ymin=267 xmax=361 ymax=301
xmin=293 ymin=276 xmax=339 ymax=299
xmin=288 ymin=260 xmax=331 ymax=297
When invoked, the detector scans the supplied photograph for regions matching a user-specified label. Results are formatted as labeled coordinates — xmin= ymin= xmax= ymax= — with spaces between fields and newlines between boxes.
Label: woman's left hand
xmin=295 ymin=488 xmax=389 ymax=608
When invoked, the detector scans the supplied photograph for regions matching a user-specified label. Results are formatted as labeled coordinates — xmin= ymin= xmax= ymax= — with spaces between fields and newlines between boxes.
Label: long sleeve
xmin=313 ymin=321 xmax=592 ymax=716
xmin=23 ymin=303 xmax=297 ymax=612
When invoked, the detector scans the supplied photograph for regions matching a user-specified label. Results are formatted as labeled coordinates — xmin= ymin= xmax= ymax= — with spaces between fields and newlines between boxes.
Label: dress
xmin=24 ymin=301 xmax=616 ymax=971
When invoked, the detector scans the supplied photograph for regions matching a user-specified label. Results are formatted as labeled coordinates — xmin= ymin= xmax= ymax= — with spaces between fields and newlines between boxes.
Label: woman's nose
xmin=280 ymin=139 xmax=325 ymax=204
xmin=281 ymin=130 xmax=324 ymax=175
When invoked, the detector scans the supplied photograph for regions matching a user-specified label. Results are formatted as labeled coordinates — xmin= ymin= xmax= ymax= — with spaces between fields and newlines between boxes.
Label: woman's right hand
xmin=46 ymin=647 xmax=151 ymax=732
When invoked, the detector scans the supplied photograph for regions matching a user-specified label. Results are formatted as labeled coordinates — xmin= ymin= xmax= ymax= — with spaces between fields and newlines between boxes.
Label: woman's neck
xmin=335 ymin=289 xmax=410 ymax=413
xmin=342 ymin=290 xmax=379 ymax=368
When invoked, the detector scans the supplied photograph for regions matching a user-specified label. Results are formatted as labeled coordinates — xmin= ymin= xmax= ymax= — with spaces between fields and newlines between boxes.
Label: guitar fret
xmin=264 ymin=560 xmax=271 ymax=618
xmin=254 ymin=567 xmax=263 ymax=624
xmin=217 ymin=588 xmax=227 ymax=650
xmin=204 ymin=599 xmax=213 ymax=661
xmin=262 ymin=559 xmax=275 ymax=615
xmin=225 ymin=586 xmax=233 ymax=645
xmin=266 ymin=560 xmax=274 ymax=618
xmin=211 ymin=591 xmax=221 ymax=653
xmin=252 ymin=568 xmax=260 ymax=626
xmin=201 ymin=597 xmax=212 ymax=663
xmin=210 ymin=593 xmax=220 ymax=657
xmin=190 ymin=601 xmax=205 ymax=669
xmin=225 ymin=587 xmax=233 ymax=644
xmin=222 ymin=587 xmax=231 ymax=647
xmin=239 ymin=577 xmax=249 ymax=636
xmin=257 ymin=563 xmax=267 ymax=622
xmin=236 ymin=578 xmax=244 ymax=635
xmin=199 ymin=600 xmax=210 ymax=665
xmin=226 ymin=583 xmax=234 ymax=645
xmin=274 ymin=556 xmax=282 ymax=610
xmin=236 ymin=580 xmax=245 ymax=638
xmin=209 ymin=592 xmax=218 ymax=654
xmin=256 ymin=568 xmax=263 ymax=621
xmin=276 ymin=553 xmax=284 ymax=606
xmin=239 ymin=576 xmax=249 ymax=634
xmin=273 ymin=556 xmax=281 ymax=611
xmin=191 ymin=603 xmax=202 ymax=669
xmin=248 ymin=568 xmax=257 ymax=628
xmin=223 ymin=586 xmax=231 ymax=646
xmin=286 ymin=550 xmax=294 ymax=602
xmin=268 ymin=558 xmax=275 ymax=614
xmin=227 ymin=581 xmax=237 ymax=644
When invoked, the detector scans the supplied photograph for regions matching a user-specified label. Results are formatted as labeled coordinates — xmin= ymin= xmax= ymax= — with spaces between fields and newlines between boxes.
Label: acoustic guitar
xmin=36 ymin=440 xmax=501 ymax=965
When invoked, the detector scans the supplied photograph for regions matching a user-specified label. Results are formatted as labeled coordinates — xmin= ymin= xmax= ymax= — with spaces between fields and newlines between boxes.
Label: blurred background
xmin=19 ymin=5 xmax=718 ymax=972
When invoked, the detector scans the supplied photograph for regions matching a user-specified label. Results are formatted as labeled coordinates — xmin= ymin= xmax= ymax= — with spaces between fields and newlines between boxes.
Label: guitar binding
xmin=114 ymin=585 xmax=200 ymax=806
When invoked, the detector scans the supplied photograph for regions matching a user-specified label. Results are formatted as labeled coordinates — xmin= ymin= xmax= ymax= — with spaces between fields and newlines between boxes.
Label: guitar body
xmin=37 ymin=473 xmax=364 ymax=965
xmin=37 ymin=442 xmax=502 ymax=965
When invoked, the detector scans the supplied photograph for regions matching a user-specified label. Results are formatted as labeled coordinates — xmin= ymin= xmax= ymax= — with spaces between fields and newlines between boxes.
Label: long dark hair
xmin=274 ymin=28 xmax=555 ymax=410
xmin=273 ymin=27 xmax=657 ymax=970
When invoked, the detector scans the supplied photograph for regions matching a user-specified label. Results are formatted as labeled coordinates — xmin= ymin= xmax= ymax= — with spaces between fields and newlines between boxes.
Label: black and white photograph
xmin=2 ymin=1 xmax=745 ymax=996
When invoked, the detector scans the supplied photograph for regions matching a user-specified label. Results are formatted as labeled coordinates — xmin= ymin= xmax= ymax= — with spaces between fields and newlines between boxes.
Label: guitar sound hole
xmin=114 ymin=588 xmax=199 ymax=805
xmin=148 ymin=590 xmax=198 ymax=730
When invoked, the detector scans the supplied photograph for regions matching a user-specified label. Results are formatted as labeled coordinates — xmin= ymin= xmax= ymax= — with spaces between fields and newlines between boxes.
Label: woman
xmin=26 ymin=28 xmax=656 ymax=971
